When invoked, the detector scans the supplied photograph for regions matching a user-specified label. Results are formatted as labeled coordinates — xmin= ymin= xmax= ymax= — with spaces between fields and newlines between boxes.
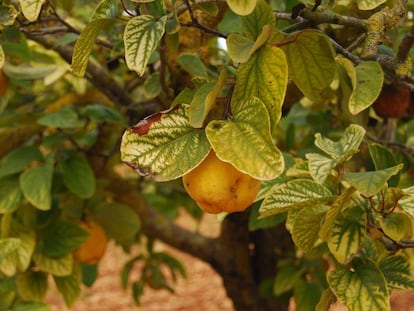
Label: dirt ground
xmin=46 ymin=213 xmax=414 ymax=311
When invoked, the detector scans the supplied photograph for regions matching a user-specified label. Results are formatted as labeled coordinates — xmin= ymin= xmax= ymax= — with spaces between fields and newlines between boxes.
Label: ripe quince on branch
xmin=182 ymin=150 xmax=261 ymax=214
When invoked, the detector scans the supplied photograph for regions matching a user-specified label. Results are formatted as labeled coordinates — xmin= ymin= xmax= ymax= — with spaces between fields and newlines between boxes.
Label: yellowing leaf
xmin=189 ymin=70 xmax=226 ymax=128
xmin=328 ymin=259 xmax=390 ymax=311
xmin=232 ymin=45 xmax=287 ymax=130
xmin=357 ymin=0 xmax=386 ymax=10
xmin=306 ymin=153 xmax=336 ymax=184
xmin=319 ymin=186 xmax=356 ymax=240
xmin=19 ymin=0 xmax=45 ymax=22
xmin=0 ymin=225 xmax=36 ymax=276
xmin=282 ymin=30 xmax=336 ymax=101
xmin=226 ymin=0 xmax=257 ymax=16
xmin=338 ymin=59 xmax=383 ymax=115
xmin=120 ymin=105 xmax=211 ymax=181
xmin=33 ymin=252 xmax=73 ymax=277
xmin=90 ymin=0 xmax=119 ymax=22
xmin=226 ymin=24 xmax=272 ymax=63
xmin=343 ymin=164 xmax=403 ymax=197
xmin=327 ymin=206 xmax=367 ymax=264
xmin=260 ymin=179 xmax=334 ymax=218
xmin=0 ymin=45 xmax=4 ymax=69
xmin=206 ymin=97 xmax=284 ymax=180
xmin=16 ymin=270 xmax=48 ymax=301
xmin=380 ymin=212 xmax=412 ymax=241
xmin=292 ymin=205 xmax=329 ymax=253
xmin=71 ymin=19 xmax=110 ymax=77
xmin=124 ymin=15 xmax=167 ymax=77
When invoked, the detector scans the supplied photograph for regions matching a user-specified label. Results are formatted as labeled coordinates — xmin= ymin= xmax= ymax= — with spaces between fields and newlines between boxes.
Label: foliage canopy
xmin=1 ymin=0 xmax=414 ymax=310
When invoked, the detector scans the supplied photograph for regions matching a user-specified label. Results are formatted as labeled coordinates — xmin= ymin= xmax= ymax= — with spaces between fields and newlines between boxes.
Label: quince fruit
xmin=183 ymin=150 xmax=261 ymax=214
xmin=373 ymin=84 xmax=410 ymax=119
xmin=74 ymin=220 xmax=108 ymax=265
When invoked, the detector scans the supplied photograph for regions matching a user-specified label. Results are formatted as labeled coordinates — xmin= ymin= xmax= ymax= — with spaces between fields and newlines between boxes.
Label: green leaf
xmin=327 ymin=206 xmax=367 ymax=264
xmin=260 ymin=179 xmax=334 ymax=218
xmin=282 ymin=30 xmax=336 ymax=101
xmin=328 ymin=259 xmax=390 ymax=311
xmin=305 ymin=153 xmax=336 ymax=184
xmin=33 ymin=252 xmax=73 ymax=277
xmin=18 ymin=0 xmax=46 ymax=22
xmin=343 ymin=164 xmax=403 ymax=197
xmin=232 ymin=45 xmax=287 ymax=130
xmin=190 ymin=70 xmax=226 ymax=128
xmin=37 ymin=107 xmax=85 ymax=128
xmin=226 ymin=25 xmax=271 ymax=63
xmin=20 ymin=156 xmax=54 ymax=211
xmin=294 ymin=280 xmax=322 ymax=311
xmin=379 ymin=255 xmax=414 ymax=290
xmin=292 ymin=205 xmax=329 ymax=253
xmin=347 ymin=61 xmax=383 ymax=115
xmin=81 ymin=104 xmax=124 ymax=123
xmin=357 ymin=0 xmax=386 ymax=10
xmin=80 ymin=262 xmax=98 ymax=287
xmin=54 ymin=264 xmax=82 ymax=307
xmin=92 ymin=202 xmax=140 ymax=244
xmin=0 ymin=238 xmax=21 ymax=264
xmin=124 ymin=15 xmax=167 ymax=76
xmin=314 ymin=124 xmax=366 ymax=161
xmin=12 ymin=301 xmax=51 ymax=311
xmin=0 ymin=146 xmax=43 ymax=178
xmin=177 ymin=53 xmax=208 ymax=78
xmin=206 ymin=97 xmax=284 ymax=180
xmin=380 ymin=212 xmax=411 ymax=241
xmin=0 ymin=176 xmax=22 ymax=213
xmin=60 ymin=151 xmax=96 ymax=199
xmin=144 ymin=72 xmax=162 ymax=98
xmin=273 ymin=262 xmax=303 ymax=295
xmin=42 ymin=220 xmax=89 ymax=257
xmin=248 ymin=201 xmax=286 ymax=231
xmin=226 ymin=0 xmax=257 ymax=16
xmin=120 ymin=105 xmax=211 ymax=181
xmin=16 ymin=270 xmax=48 ymax=301
xmin=368 ymin=143 xmax=400 ymax=187
xmin=71 ymin=19 xmax=110 ymax=77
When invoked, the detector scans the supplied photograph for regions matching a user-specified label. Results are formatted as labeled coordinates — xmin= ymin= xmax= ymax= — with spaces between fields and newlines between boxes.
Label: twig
xmin=397 ymin=23 xmax=414 ymax=64
xmin=120 ymin=0 xmax=135 ymax=17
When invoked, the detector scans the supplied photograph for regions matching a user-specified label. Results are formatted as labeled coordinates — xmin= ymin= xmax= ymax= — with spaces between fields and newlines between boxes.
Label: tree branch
xmin=24 ymin=33 xmax=158 ymax=118
xmin=397 ymin=23 xmax=414 ymax=64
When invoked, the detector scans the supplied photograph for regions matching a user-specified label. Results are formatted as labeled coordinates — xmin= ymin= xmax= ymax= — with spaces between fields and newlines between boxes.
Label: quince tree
xmin=1 ymin=0 xmax=414 ymax=310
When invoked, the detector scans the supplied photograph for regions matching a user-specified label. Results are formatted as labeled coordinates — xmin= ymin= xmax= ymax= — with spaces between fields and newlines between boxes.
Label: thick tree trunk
xmin=212 ymin=211 xmax=292 ymax=311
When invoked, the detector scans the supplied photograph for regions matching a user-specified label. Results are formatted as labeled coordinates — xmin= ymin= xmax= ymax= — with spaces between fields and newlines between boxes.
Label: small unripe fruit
xmin=373 ymin=84 xmax=410 ymax=119
xmin=182 ymin=150 xmax=261 ymax=214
